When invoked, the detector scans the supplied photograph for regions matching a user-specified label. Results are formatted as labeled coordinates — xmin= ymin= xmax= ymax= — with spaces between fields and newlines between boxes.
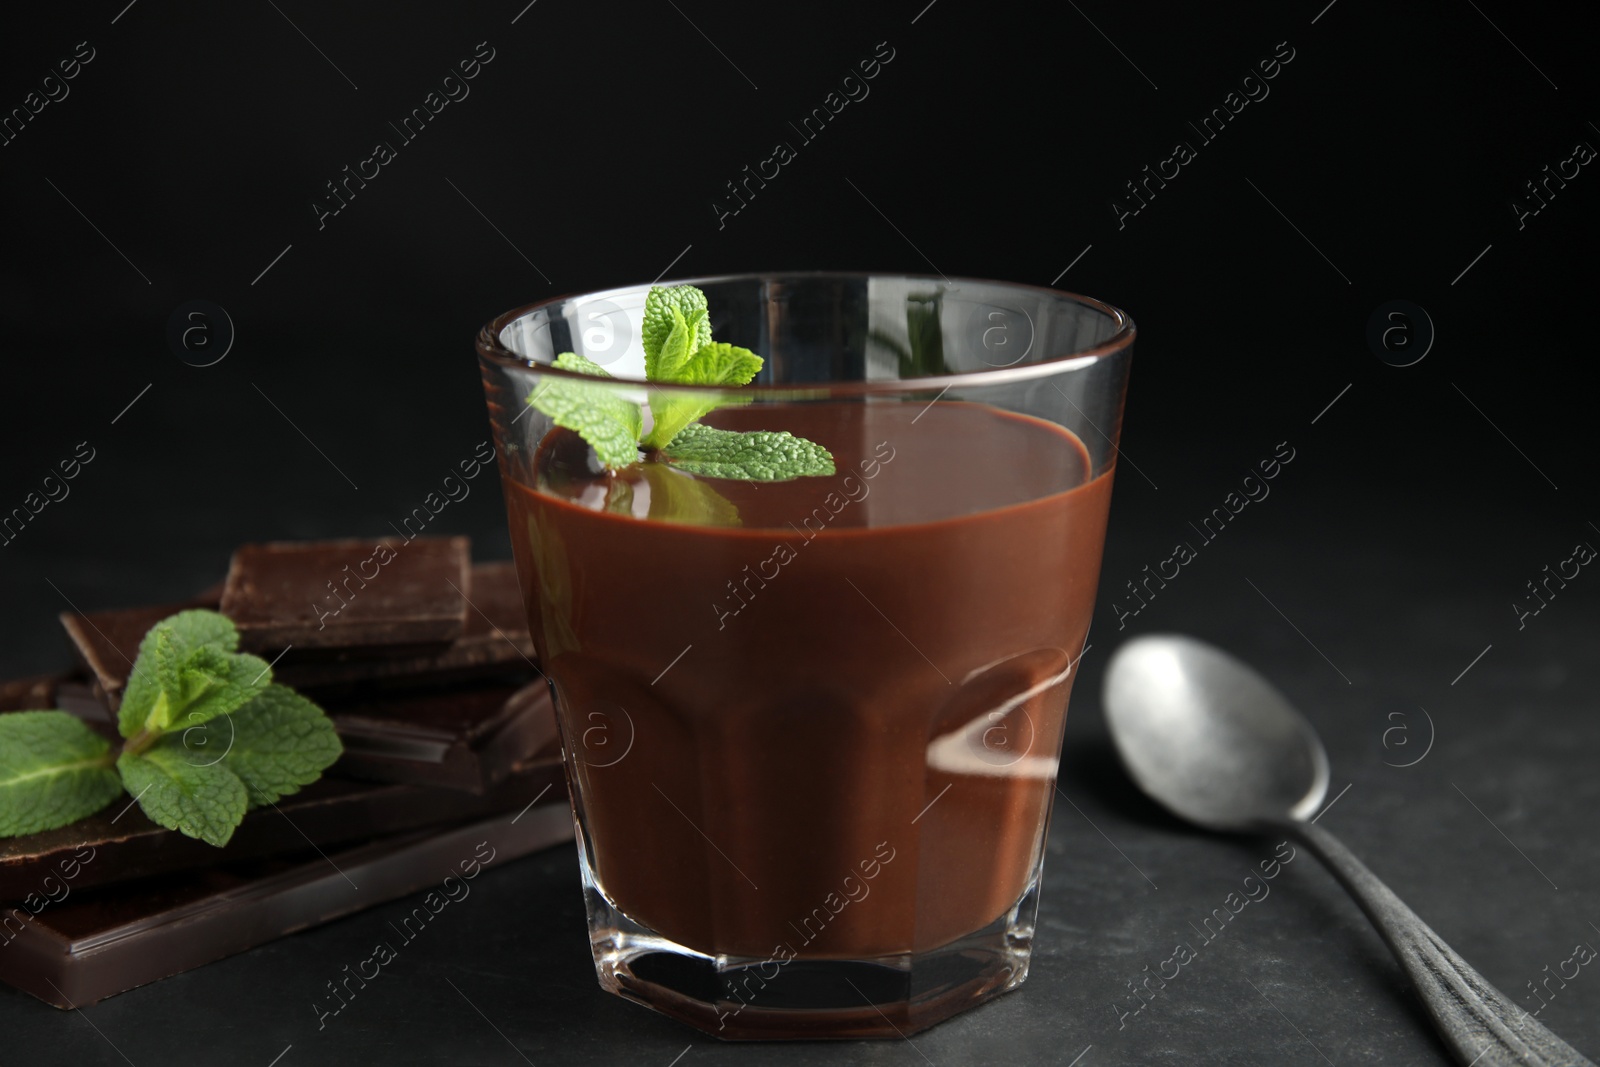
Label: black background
xmin=2 ymin=2 xmax=1598 ymax=1065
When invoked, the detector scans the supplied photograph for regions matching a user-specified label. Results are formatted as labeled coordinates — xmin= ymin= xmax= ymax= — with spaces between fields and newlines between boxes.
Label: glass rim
xmin=475 ymin=270 xmax=1135 ymax=397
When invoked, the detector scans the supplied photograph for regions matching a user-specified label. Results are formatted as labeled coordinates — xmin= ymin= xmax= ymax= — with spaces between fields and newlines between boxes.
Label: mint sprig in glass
xmin=526 ymin=284 xmax=834 ymax=482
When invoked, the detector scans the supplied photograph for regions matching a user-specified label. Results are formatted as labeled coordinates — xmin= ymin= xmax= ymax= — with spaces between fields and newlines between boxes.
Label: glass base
xmin=581 ymin=857 xmax=1038 ymax=1040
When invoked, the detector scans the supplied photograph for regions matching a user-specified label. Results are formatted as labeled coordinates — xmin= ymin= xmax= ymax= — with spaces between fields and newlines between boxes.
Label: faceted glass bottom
xmin=578 ymin=843 xmax=1039 ymax=1040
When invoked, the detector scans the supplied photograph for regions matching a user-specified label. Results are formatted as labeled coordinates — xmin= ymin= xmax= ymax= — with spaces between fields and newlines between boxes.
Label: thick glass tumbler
xmin=477 ymin=274 xmax=1133 ymax=1039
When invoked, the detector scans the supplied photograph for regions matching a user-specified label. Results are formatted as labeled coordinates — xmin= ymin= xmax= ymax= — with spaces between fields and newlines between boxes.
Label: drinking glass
xmin=477 ymin=273 xmax=1134 ymax=1039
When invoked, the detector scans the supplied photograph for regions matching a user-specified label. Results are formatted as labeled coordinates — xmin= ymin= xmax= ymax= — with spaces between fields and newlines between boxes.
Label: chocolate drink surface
xmin=506 ymin=400 xmax=1113 ymax=958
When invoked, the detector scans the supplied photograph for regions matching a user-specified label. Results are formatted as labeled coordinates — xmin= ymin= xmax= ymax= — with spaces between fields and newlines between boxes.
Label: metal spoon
xmin=1102 ymin=633 xmax=1592 ymax=1067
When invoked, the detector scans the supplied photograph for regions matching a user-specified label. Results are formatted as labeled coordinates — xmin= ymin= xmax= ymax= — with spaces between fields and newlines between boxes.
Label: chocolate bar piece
xmin=220 ymin=536 xmax=469 ymax=651
xmin=0 ymin=673 xmax=64 ymax=712
xmin=275 ymin=561 xmax=535 ymax=694
xmin=1 ymin=686 xmax=564 ymax=901
xmin=1 ymin=801 xmax=574 ymax=1008
xmin=0 ymin=671 xmax=114 ymax=724
xmin=52 ymin=680 xmax=113 ymax=724
xmin=64 ymin=564 xmax=529 ymax=712
xmin=333 ymin=680 xmax=557 ymax=793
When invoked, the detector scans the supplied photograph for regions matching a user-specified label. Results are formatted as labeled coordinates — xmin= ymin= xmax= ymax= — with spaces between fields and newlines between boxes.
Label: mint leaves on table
xmin=117 ymin=609 xmax=271 ymax=738
xmin=0 ymin=713 xmax=123 ymax=838
xmin=116 ymin=744 xmax=249 ymax=849
xmin=0 ymin=609 xmax=342 ymax=846
xmin=527 ymin=284 xmax=835 ymax=482
xmin=203 ymin=685 xmax=343 ymax=807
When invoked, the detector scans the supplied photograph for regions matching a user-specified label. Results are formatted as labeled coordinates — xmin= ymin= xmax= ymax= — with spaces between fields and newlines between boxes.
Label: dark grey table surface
xmin=3 ymin=431 xmax=1596 ymax=1067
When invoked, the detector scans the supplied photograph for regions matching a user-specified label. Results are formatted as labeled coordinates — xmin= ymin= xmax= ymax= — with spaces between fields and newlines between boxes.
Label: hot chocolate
xmin=506 ymin=398 xmax=1112 ymax=966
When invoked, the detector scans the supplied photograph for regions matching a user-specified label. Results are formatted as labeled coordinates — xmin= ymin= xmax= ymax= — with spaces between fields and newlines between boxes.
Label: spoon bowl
xmin=1103 ymin=633 xmax=1328 ymax=830
xmin=1100 ymin=631 xmax=1594 ymax=1067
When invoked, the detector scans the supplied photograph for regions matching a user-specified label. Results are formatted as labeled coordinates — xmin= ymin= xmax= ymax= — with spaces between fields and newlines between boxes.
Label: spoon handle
xmin=1288 ymin=821 xmax=1593 ymax=1067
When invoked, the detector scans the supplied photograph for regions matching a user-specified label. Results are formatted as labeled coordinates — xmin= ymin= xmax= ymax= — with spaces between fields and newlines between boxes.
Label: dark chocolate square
xmin=275 ymin=561 xmax=535 ymax=693
xmin=219 ymin=536 xmax=469 ymax=652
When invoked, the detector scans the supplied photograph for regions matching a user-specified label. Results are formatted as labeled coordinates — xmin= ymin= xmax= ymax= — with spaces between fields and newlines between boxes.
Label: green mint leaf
xmin=152 ymin=629 xmax=183 ymax=702
xmin=132 ymin=638 xmax=272 ymax=738
xmin=660 ymin=424 xmax=835 ymax=481
xmin=550 ymin=350 xmax=614 ymax=378
xmin=0 ymin=712 xmax=122 ymax=837
xmin=641 ymin=343 xmax=765 ymax=449
xmin=527 ymin=351 xmax=642 ymax=470
xmin=165 ymin=646 xmax=273 ymax=732
xmin=216 ymin=686 xmax=342 ymax=807
xmin=676 ymin=342 xmax=763 ymax=387
xmin=117 ymin=744 xmax=249 ymax=847
xmin=636 ymin=462 xmax=741 ymax=526
xmin=642 ymin=393 xmax=717 ymax=452
xmin=649 ymin=308 xmax=706 ymax=382
xmin=118 ymin=609 xmax=242 ymax=738
xmin=533 ymin=285 xmax=831 ymax=483
xmin=642 ymin=285 xmax=712 ymax=372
